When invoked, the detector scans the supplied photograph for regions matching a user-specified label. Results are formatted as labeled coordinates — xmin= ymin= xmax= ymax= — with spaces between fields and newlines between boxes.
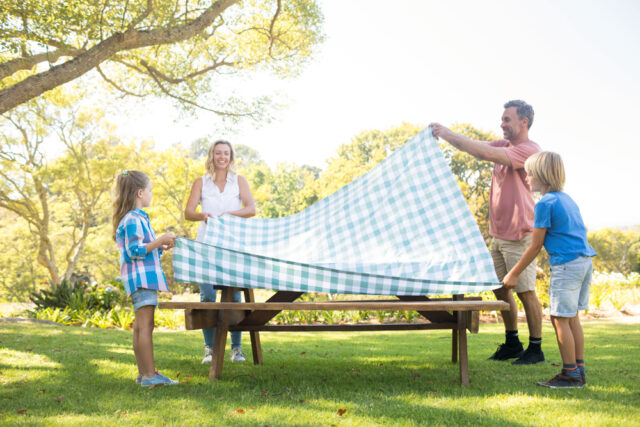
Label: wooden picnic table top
xmin=158 ymin=299 xmax=509 ymax=312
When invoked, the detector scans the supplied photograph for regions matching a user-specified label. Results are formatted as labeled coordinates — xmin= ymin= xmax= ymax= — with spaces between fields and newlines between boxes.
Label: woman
xmin=184 ymin=140 xmax=256 ymax=363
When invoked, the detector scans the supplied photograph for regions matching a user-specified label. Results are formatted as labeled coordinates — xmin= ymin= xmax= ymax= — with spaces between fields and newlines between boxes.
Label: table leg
xmin=243 ymin=288 xmax=263 ymax=365
xmin=455 ymin=294 xmax=469 ymax=386
xmin=452 ymin=328 xmax=458 ymax=363
xmin=209 ymin=287 xmax=233 ymax=380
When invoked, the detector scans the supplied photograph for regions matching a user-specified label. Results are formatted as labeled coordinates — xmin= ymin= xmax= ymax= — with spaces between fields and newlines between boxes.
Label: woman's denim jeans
xmin=199 ymin=284 xmax=242 ymax=349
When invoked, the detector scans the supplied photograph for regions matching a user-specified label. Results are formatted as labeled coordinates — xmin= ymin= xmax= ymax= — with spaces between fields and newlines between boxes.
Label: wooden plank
xmin=228 ymin=323 xmax=458 ymax=332
xmin=397 ymin=295 xmax=456 ymax=323
xmin=238 ymin=291 xmax=303 ymax=326
xmin=159 ymin=300 xmax=509 ymax=312
xmin=184 ymin=308 xmax=217 ymax=330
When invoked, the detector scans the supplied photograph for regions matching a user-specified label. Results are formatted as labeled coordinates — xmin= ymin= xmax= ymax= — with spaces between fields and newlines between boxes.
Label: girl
xmin=503 ymin=152 xmax=596 ymax=388
xmin=113 ymin=170 xmax=178 ymax=387
xmin=184 ymin=140 xmax=256 ymax=364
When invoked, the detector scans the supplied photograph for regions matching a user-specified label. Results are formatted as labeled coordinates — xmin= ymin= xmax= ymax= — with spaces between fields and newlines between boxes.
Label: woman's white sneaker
xmin=201 ymin=346 xmax=213 ymax=364
xmin=230 ymin=347 xmax=246 ymax=362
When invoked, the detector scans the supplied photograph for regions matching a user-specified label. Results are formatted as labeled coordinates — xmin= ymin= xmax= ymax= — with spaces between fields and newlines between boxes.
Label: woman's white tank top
xmin=196 ymin=173 xmax=242 ymax=241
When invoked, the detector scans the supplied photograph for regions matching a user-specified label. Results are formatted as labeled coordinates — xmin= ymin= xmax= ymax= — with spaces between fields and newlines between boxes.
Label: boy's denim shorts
xmin=549 ymin=256 xmax=593 ymax=317
xmin=131 ymin=288 xmax=158 ymax=312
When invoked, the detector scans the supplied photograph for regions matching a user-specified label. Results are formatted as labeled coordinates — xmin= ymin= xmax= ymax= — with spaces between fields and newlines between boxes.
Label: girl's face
xmin=137 ymin=182 xmax=153 ymax=208
xmin=526 ymin=173 xmax=546 ymax=194
xmin=213 ymin=144 xmax=231 ymax=171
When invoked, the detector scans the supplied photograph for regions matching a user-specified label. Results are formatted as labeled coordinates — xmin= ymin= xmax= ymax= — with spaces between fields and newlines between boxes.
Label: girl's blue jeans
xmin=199 ymin=284 xmax=242 ymax=349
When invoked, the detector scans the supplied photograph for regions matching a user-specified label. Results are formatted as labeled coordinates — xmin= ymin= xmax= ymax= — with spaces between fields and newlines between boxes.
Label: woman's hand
xmin=202 ymin=212 xmax=215 ymax=223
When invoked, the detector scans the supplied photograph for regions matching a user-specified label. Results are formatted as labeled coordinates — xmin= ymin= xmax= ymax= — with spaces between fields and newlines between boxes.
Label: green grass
xmin=1 ymin=319 xmax=639 ymax=426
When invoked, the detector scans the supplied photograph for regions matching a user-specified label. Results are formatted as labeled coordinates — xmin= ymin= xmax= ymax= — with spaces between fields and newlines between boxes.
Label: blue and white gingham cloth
xmin=117 ymin=209 xmax=169 ymax=296
xmin=173 ymin=128 xmax=500 ymax=295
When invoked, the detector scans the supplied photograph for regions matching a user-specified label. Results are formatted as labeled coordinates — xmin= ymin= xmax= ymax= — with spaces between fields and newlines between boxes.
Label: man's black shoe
xmin=488 ymin=342 xmax=524 ymax=360
xmin=512 ymin=348 xmax=545 ymax=365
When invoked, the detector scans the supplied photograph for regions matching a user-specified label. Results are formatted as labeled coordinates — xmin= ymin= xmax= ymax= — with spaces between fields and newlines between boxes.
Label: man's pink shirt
xmin=488 ymin=139 xmax=541 ymax=241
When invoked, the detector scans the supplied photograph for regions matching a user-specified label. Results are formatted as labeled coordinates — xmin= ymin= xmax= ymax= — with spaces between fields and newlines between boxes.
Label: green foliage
xmin=1 ymin=0 xmax=325 ymax=116
xmin=29 ymin=279 xmax=83 ymax=310
xmin=589 ymin=228 xmax=640 ymax=274
xmin=317 ymin=123 xmax=423 ymax=199
xmin=29 ymin=279 xmax=127 ymax=312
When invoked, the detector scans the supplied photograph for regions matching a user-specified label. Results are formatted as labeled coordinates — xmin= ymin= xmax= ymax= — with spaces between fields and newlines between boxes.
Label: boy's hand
xmin=502 ymin=271 xmax=518 ymax=289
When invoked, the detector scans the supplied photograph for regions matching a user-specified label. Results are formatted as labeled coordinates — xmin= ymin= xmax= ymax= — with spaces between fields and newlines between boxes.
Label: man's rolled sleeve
xmin=124 ymin=217 xmax=148 ymax=259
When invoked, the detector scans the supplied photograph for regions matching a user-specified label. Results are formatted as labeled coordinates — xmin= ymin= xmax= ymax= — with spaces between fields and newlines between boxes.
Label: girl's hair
xmin=524 ymin=151 xmax=565 ymax=192
xmin=205 ymin=140 xmax=235 ymax=178
xmin=112 ymin=170 xmax=150 ymax=241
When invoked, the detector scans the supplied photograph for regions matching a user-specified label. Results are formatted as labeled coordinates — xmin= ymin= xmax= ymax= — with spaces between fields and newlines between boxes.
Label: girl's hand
xmin=159 ymin=232 xmax=176 ymax=247
xmin=218 ymin=211 xmax=228 ymax=217
xmin=503 ymin=271 xmax=518 ymax=289
xmin=202 ymin=212 xmax=214 ymax=223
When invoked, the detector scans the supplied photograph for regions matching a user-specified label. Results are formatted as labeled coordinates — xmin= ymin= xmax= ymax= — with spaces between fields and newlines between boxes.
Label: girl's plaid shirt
xmin=116 ymin=209 xmax=169 ymax=296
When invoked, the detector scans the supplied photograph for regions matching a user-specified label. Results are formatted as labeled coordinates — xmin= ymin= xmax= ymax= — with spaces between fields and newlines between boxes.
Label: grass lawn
xmin=1 ymin=318 xmax=639 ymax=426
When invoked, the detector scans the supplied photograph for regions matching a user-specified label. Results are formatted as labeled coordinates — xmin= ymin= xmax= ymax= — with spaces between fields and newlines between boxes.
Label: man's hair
xmin=524 ymin=151 xmax=565 ymax=192
xmin=504 ymin=100 xmax=534 ymax=129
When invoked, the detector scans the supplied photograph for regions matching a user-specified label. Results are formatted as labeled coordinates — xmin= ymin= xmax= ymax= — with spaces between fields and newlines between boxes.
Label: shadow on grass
xmin=1 ymin=320 xmax=638 ymax=425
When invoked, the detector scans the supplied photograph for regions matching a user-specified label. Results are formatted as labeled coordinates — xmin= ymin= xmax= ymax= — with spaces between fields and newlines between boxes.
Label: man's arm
xmin=430 ymin=123 xmax=512 ymax=166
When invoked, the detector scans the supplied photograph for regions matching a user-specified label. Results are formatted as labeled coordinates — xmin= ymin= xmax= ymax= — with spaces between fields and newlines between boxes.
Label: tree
xmin=317 ymin=123 xmax=424 ymax=199
xmin=242 ymin=161 xmax=319 ymax=218
xmin=0 ymin=0 xmax=324 ymax=115
xmin=0 ymin=90 xmax=139 ymax=285
xmin=589 ymin=228 xmax=640 ymax=275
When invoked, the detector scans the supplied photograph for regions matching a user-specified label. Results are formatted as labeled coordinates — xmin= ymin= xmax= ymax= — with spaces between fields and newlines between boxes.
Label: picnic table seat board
xmin=172 ymin=127 xmax=501 ymax=294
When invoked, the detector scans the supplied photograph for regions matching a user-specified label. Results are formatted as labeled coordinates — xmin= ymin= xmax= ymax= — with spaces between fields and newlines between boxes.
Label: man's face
xmin=501 ymin=106 xmax=527 ymax=141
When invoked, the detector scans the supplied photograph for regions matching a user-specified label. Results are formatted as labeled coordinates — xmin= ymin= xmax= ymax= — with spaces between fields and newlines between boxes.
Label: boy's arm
xmin=503 ymin=228 xmax=547 ymax=289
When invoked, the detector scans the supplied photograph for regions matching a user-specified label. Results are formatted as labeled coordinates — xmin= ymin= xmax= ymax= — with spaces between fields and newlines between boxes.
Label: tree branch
xmin=0 ymin=48 xmax=84 ymax=80
xmin=0 ymin=0 xmax=239 ymax=114
xmin=96 ymin=64 xmax=146 ymax=97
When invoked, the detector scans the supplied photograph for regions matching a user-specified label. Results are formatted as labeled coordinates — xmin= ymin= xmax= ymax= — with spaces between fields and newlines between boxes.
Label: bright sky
xmin=117 ymin=0 xmax=640 ymax=230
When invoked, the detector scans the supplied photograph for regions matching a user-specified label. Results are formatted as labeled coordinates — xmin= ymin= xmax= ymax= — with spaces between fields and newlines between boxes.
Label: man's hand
xmin=502 ymin=271 xmax=518 ymax=289
xmin=429 ymin=123 xmax=455 ymax=141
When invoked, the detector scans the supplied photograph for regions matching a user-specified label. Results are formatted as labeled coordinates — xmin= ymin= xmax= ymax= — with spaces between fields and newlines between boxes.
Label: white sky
xmin=116 ymin=0 xmax=640 ymax=230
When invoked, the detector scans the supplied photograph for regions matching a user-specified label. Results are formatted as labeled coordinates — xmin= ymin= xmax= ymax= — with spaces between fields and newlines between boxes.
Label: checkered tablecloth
xmin=173 ymin=127 xmax=501 ymax=295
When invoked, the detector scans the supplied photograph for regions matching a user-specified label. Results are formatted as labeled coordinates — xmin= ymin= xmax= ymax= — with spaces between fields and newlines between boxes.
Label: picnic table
xmin=159 ymin=287 xmax=508 ymax=386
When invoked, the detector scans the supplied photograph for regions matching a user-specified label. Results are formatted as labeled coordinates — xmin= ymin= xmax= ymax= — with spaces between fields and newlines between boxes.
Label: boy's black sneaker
xmin=488 ymin=342 xmax=524 ymax=360
xmin=512 ymin=348 xmax=545 ymax=365
xmin=537 ymin=371 xmax=583 ymax=389
xmin=580 ymin=372 xmax=586 ymax=385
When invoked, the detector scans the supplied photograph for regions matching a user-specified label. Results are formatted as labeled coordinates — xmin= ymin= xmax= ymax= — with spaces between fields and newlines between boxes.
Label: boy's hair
xmin=112 ymin=170 xmax=150 ymax=241
xmin=504 ymin=99 xmax=534 ymax=129
xmin=205 ymin=140 xmax=235 ymax=178
xmin=525 ymin=151 xmax=565 ymax=192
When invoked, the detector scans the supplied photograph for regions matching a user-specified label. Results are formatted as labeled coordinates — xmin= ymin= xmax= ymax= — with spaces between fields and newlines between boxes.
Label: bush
xmin=30 ymin=279 xmax=127 ymax=312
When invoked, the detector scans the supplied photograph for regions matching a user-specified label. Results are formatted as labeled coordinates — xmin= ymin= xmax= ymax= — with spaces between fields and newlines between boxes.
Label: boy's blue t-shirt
xmin=534 ymin=191 xmax=596 ymax=265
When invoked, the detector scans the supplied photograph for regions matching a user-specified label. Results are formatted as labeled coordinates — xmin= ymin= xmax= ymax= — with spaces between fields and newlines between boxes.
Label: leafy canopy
xmin=0 ymin=0 xmax=324 ymax=115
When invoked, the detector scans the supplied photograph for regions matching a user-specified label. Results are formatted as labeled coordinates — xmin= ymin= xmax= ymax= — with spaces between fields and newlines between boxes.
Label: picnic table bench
xmin=159 ymin=288 xmax=509 ymax=386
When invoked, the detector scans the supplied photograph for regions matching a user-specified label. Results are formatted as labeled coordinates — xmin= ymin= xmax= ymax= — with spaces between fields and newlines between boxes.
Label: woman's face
xmin=213 ymin=144 xmax=231 ymax=170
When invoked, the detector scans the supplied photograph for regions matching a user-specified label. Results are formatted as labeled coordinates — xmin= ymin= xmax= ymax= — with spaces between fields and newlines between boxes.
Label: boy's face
xmin=526 ymin=174 xmax=545 ymax=194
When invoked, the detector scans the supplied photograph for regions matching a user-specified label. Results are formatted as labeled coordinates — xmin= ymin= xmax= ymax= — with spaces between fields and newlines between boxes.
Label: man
xmin=430 ymin=100 xmax=545 ymax=364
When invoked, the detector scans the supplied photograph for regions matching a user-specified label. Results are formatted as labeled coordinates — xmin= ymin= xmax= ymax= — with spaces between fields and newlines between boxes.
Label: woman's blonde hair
xmin=112 ymin=170 xmax=150 ymax=241
xmin=205 ymin=140 xmax=235 ymax=178
xmin=524 ymin=151 xmax=565 ymax=192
